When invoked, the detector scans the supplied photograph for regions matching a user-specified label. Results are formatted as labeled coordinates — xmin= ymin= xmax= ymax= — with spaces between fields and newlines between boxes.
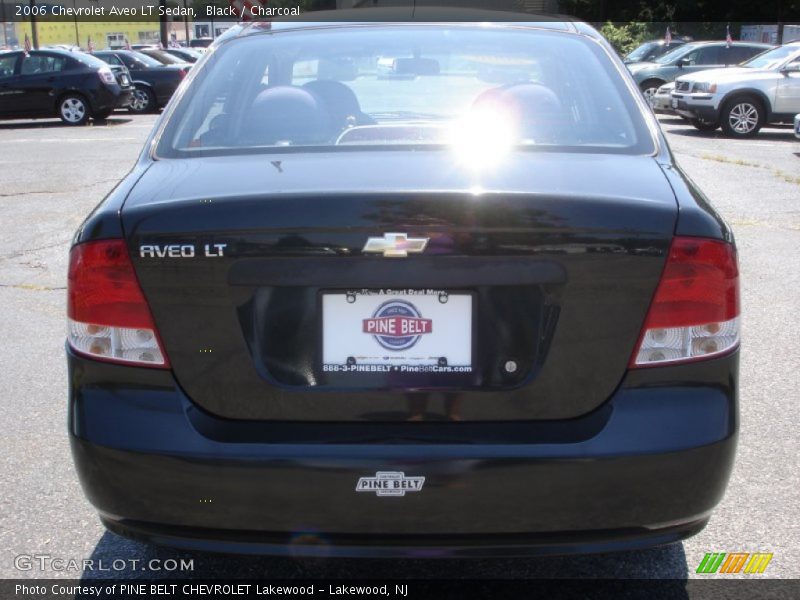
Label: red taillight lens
xmin=67 ymin=240 xmax=169 ymax=368
xmin=631 ymin=236 xmax=740 ymax=367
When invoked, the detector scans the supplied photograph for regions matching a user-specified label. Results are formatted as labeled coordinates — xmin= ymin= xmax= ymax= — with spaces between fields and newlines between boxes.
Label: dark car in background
xmin=628 ymin=41 xmax=773 ymax=101
xmin=136 ymin=48 xmax=193 ymax=67
xmin=93 ymin=49 xmax=188 ymax=113
xmin=0 ymin=48 xmax=133 ymax=124
xmin=624 ymin=38 xmax=688 ymax=63
xmin=68 ymin=17 xmax=740 ymax=558
xmin=164 ymin=48 xmax=203 ymax=63
xmin=189 ymin=37 xmax=214 ymax=49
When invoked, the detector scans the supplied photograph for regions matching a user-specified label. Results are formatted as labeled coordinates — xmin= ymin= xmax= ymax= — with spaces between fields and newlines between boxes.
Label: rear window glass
xmin=655 ymin=43 xmax=696 ymax=64
xmin=144 ymin=49 xmax=185 ymax=64
xmin=626 ymin=42 xmax=659 ymax=62
xmin=73 ymin=52 xmax=111 ymax=69
xmin=120 ymin=52 xmax=162 ymax=68
xmin=157 ymin=26 xmax=655 ymax=157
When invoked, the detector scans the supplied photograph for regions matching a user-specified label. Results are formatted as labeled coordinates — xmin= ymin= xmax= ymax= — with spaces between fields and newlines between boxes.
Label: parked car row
xmin=93 ymin=50 xmax=190 ymax=114
xmin=628 ymin=41 xmax=773 ymax=101
xmin=0 ymin=46 xmax=193 ymax=125
xmin=628 ymin=39 xmax=800 ymax=138
xmin=0 ymin=48 xmax=132 ymax=125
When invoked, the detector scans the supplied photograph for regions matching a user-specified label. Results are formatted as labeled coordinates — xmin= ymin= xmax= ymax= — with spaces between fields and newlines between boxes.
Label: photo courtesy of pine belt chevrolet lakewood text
xmin=67 ymin=13 xmax=740 ymax=557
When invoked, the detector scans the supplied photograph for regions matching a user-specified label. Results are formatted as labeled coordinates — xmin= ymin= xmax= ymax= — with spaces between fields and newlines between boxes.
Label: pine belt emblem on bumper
xmin=362 ymin=233 xmax=429 ymax=258
xmin=356 ymin=471 xmax=425 ymax=496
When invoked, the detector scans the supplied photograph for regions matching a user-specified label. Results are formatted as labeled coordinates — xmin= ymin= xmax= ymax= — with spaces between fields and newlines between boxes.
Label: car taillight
xmin=179 ymin=68 xmax=188 ymax=79
xmin=97 ymin=67 xmax=116 ymax=85
xmin=631 ymin=236 xmax=739 ymax=367
xmin=67 ymin=240 xmax=169 ymax=368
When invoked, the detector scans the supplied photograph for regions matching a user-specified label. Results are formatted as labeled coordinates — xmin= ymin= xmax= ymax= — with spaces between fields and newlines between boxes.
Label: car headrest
xmin=302 ymin=80 xmax=373 ymax=127
xmin=249 ymin=86 xmax=331 ymax=145
xmin=472 ymin=83 xmax=565 ymax=141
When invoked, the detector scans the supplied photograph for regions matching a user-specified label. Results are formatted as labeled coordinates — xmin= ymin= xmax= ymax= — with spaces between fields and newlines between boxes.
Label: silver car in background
xmin=650 ymin=81 xmax=676 ymax=112
xmin=628 ymin=41 xmax=773 ymax=101
xmin=671 ymin=42 xmax=800 ymax=137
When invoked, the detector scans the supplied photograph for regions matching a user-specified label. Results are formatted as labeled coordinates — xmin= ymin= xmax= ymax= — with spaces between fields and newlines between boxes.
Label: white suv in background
xmin=671 ymin=42 xmax=800 ymax=137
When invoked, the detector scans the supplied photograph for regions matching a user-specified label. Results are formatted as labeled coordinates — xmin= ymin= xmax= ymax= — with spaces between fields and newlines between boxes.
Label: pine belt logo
xmin=696 ymin=552 xmax=774 ymax=574
xmin=363 ymin=300 xmax=432 ymax=351
xmin=356 ymin=472 xmax=425 ymax=497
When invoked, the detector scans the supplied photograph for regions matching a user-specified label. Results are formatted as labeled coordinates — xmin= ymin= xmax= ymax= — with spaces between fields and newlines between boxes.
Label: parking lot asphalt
xmin=0 ymin=113 xmax=798 ymax=582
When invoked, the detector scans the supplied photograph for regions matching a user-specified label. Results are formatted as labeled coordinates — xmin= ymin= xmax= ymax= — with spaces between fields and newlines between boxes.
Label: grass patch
xmin=699 ymin=154 xmax=800 ymax=186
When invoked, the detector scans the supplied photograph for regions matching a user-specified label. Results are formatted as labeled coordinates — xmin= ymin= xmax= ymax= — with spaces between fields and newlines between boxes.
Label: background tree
xmin=599 ymin=21 xmax=653 ymax=54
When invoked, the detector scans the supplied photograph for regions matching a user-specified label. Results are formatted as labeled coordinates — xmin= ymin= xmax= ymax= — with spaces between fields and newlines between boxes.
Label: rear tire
xmin=640 ymin=79 xmax=664 ymax=104
xmin=690 ymin=118 xmax=718 ymax=132
xmin=129 ymin=86 xmax=156 ymax=114
xmin=720 ymin=96 xmax=764 ymax=138
xmin=58 ymin=94 xmax=90 ymax=126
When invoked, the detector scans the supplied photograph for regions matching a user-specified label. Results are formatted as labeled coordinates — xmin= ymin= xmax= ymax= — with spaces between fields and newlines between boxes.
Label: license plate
xmin=322 ymin=290 xmax=472 ymax=374
xmin=120 ymin=76 xmax=129 ymax=86
xmin=671 ymin=98 xmax=678 ymax=108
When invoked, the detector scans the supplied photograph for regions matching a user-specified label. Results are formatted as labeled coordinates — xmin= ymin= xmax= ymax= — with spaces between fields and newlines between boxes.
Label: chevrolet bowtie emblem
xmin=362 ymin=233 xmax=429 ymax=258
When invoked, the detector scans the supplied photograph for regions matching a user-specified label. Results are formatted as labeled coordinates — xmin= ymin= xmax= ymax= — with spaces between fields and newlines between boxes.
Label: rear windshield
xmin=144 ymin=49 xmax=186 ymax=64
xmin=126 ymin=51 xmax=162 ymax=67
xmin=73 ymin=52 xmax=111 ymax=69
xmin=625 ymin=42 xmax=659 ymax=62
xmin=156 ymin=25 xmax=655 ymax=158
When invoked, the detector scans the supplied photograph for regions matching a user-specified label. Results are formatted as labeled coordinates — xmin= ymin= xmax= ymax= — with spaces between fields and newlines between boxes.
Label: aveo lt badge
xmin=356 ymin=471 xmax=425 ymax=497
xmin=362 ymin=233 xmax=429 ymax=258
xmin=139 ymin=243 xmax=227 ymax=258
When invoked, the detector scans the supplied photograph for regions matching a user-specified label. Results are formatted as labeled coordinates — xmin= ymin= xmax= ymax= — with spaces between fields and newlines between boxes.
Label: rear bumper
xmin=68 ymin=348 xmax=738 ymax=557
xmin=115 ymin=88 xmax=134 ymax=109
xmin=88 ymin=85 xmax=134 ymax=113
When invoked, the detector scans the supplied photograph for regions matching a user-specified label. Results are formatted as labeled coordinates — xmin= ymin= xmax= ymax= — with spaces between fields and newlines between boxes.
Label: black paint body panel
xmin=69 ymin=348 xmax=738 ymax=555
xmin=120 ymin=152 xmax=679 ymax=421
xmin=0 ymin=50 xmax=132 ymax=119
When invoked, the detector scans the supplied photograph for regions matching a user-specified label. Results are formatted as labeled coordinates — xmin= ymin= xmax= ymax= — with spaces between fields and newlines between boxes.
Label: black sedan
xmin=136 ymin=47 xmax=194 ymax=67
xmin=164 ymin=47 xmax=203 ymax=63
xmin=68 ymin=17 xmax=740 ymax=557
xmin=0 ymin=48 xmax=133 ymax=124
xmin=93 ymin=49 xmax=188 ymax=113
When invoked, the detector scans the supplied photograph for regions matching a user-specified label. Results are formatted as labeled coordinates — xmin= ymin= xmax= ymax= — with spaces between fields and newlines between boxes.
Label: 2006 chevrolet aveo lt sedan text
xmin=67 ymin=16 xmax=740 ymax=557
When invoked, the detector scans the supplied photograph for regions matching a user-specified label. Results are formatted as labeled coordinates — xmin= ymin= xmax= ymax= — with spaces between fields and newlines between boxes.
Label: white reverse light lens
xmin=634 ymin=316 xmax=739 ymax=366
xmin=68 ymin=319 xmax=165 ymax=365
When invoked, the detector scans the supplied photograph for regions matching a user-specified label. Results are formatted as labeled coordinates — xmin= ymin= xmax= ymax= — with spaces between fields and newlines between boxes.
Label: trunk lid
xmin=122 ymin=151 xmax=676 ymax=421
